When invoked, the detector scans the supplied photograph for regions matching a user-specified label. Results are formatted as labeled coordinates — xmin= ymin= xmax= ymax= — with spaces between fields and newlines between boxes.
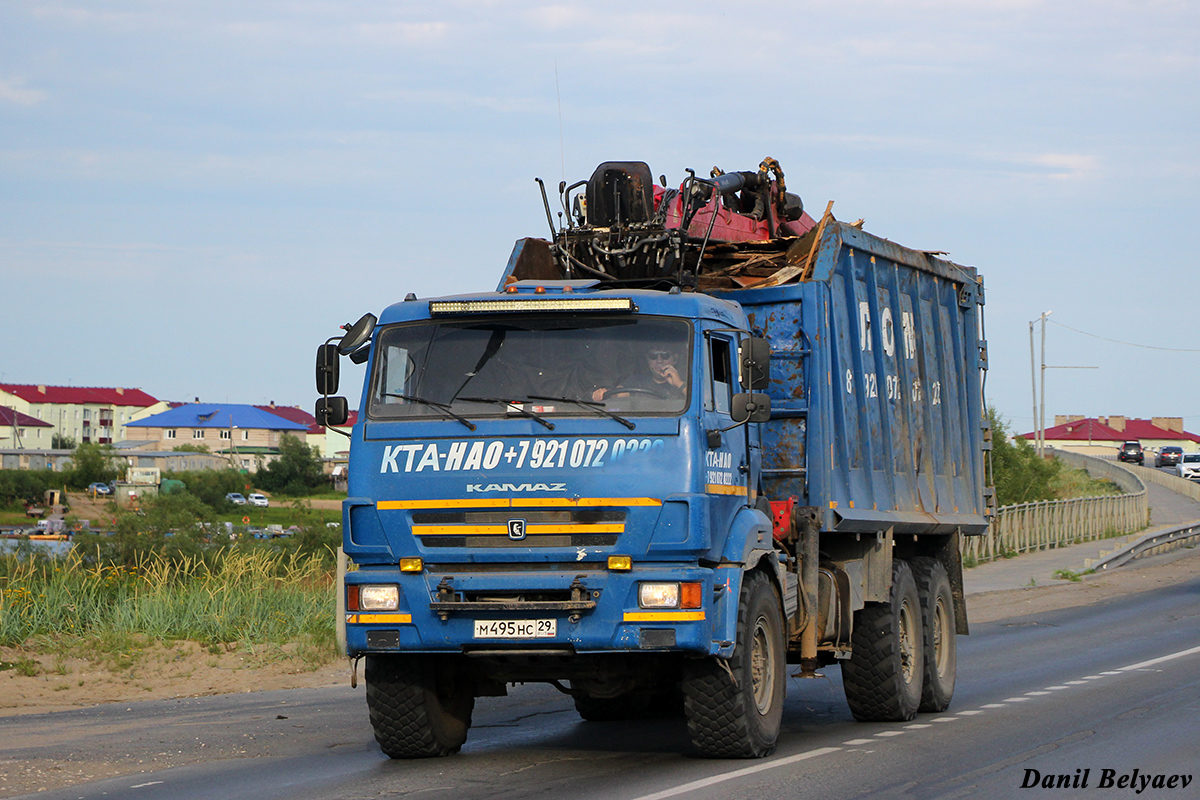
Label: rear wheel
xmin=910 ymin=557 xmax=957 ymax=712
xmin=365 ymin=654 xmax=475 ymax=758
xmin=683 ymin=571 xmax=785 ymax=758
xmin=842 ymin=559 xmax=924 ymax=722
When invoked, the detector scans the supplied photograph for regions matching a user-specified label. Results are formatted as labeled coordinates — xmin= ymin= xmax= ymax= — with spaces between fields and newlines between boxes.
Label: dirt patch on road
xmin=1 ymin=549 xmax=1198 ymax=720
xmin=965 ymin=547 xmax=1200 ymax=624
xmin=0 ymin=641 xmax=346 ymax=719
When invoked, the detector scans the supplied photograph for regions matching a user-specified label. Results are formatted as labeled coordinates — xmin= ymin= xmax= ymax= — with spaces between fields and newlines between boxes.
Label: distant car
xmin=87 ymin=482 xmax=112 ymax=496
xmin=1117 ymin=441 xmax=1144 ymax=465
xmin=1177 ymin=453 xmax=1200 ymax=481
xmin=247 ymin=493 xmax=269 ymax=507
xmin=226 ymin=492 xmax=247 ymax=505
xmin=1156 ymin=446 xmax=1184 ymax=468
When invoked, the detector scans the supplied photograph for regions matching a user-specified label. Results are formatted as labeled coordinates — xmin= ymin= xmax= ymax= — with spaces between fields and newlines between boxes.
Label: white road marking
xmin=630 ymin=747 xmax=842 ymax=800
xmin=130 ymin=782 xmax=165 ymax=789
xmin=1118 ymin=643 xmax=1200 ymax=672
xmin=631 ymin=644 xmax=1200 ymax=800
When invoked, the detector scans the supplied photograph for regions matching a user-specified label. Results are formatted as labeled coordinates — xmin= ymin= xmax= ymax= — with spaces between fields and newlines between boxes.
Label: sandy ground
xmin=0 ymin=641 xmax=347 ymax=719
xmin=2 ymin=548 xmax=1198 ymax=719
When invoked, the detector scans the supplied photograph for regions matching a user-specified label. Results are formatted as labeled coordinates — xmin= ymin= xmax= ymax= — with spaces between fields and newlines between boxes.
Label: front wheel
xmin=683 ymin=570 xmax=785 ymax=758
xmin=364 ymin=654 xmax=475 ymax=758
xmin=842 ymin=558 xmax=924 ymax=722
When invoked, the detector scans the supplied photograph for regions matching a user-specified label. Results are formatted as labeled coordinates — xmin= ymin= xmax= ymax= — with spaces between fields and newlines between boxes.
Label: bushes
xmin=70 ymin=493 xmax=340 ymax=570
xmin=63 ymin=443 xmax=122 ymax=489
xmin=0 ymin=470 xmax=62 ymax=507
xmin=254 ymin=434 xmax=326 ymax=496
xmin=161 ymin=468 xmax=251 ymax=508
xmin=988 ymin=408 xmax=1062 ymax=506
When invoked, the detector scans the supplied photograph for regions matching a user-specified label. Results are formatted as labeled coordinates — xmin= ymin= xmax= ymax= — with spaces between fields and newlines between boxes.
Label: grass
xmin=1053 ymin=568 xmax=1093 ymax=582
xmin=1050 ymin=467 xmax=1124 ymax=500
xmin=0 ymin=546 xmax=338 ymax=670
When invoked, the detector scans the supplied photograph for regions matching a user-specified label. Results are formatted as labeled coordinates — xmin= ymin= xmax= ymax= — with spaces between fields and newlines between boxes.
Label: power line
xmin=1048 ymin=319 xmax=1200 ymax=352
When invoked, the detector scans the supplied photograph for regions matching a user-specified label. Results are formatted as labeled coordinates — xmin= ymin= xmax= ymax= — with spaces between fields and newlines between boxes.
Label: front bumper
xmin=344 ymin=565 xmax=722 ymax=657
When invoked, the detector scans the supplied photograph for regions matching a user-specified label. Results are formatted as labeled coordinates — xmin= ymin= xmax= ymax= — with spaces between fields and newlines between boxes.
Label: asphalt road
xmin=4 ymin=571 xmax=1198 ymax=800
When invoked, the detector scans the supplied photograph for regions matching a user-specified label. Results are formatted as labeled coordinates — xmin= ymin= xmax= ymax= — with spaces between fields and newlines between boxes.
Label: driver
xmin=592 ymin=345 xmax=685 ymax=402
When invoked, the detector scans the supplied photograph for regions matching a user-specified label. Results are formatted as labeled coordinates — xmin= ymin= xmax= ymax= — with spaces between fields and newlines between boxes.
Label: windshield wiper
xmin=526 ymin=394 xmax=636 ymax=430
xmin=384 ymin=393 xmax=476 ymax=431
xmin=458 ymin=397 xmax=556 ymax=430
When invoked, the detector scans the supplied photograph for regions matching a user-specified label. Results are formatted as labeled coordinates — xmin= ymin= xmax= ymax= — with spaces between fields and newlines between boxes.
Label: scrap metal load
xmin=525 ymin=158 xmax=834 ymax=291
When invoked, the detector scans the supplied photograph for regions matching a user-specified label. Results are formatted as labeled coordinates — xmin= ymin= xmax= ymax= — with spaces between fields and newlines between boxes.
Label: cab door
xmin=701 ymin=332 xmax=749 ymax=530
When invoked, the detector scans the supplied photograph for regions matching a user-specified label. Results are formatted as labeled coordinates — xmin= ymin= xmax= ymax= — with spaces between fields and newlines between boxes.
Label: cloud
xmin=1025 ymin=152 xmax=1099 ymax=179
xmin=0 ymin=78 xmax=47 ymax=106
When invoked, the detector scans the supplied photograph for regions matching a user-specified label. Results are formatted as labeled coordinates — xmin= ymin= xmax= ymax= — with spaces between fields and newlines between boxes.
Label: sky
xmin=3 ymin=1 xmax=1199 ymax=435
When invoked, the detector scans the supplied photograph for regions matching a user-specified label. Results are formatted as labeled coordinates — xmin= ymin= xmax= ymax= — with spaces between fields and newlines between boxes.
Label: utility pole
xmin=1034 ymin=312 xmax=1098 ymax=457
xmin=1040 ymin=311 xmax=1050 ymax=456
xmin=1029 ymin=311 xmax=1052 ymax=456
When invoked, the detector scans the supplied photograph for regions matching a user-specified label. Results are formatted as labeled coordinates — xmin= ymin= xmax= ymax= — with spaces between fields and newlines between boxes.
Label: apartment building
xmin=0 ymin=384 xmax=167 ymax=445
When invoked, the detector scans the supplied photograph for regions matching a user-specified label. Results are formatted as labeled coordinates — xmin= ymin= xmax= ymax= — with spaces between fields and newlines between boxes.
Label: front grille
xmin=421 ymin=534 xmax=619 ymax=548
xmin=412 ymin=508 xmax=626 ymax=548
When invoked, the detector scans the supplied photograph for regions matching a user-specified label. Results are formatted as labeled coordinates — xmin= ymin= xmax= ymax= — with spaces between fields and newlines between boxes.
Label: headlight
xmin=639 ymin=583 xmax=680 ymax=608
xmin=359 ymin=585 xmax=400 ymax=611
xmin=638 ymin=582 xmax=702 ymax=609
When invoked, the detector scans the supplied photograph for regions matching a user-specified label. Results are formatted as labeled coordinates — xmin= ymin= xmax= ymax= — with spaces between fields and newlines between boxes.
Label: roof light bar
xmin=429 ymin=297 xmax=637 ymax=315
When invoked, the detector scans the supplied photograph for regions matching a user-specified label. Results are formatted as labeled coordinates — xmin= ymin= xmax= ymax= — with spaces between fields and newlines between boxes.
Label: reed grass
xmin=0 ymin=546 xmax=336 ymax=661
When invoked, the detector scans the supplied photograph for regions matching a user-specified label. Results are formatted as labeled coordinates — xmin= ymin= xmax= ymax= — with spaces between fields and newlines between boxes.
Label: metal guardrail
xmin=1091 ymin=521 xmax=1200 ymax=571
xmin=963 ymin=449 xmax=1150 ymax=565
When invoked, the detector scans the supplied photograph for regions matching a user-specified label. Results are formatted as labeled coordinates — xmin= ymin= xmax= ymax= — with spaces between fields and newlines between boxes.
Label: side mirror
xmin=739 ymin=337 xmax=771 ymax=390
xmin=339 ymin=313 xmax=377 ymax=356
xmin=316 ymin=344 xmax=340 ymax=395
xmin=731 ymin=392 xmax=771 ymax=424
xmin=316 ymin=396 xmax=349 ymax=427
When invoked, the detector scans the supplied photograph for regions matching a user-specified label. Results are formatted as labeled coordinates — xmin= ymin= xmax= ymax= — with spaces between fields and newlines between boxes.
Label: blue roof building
xmin=124 ymin=403 xmax=309 ymax=471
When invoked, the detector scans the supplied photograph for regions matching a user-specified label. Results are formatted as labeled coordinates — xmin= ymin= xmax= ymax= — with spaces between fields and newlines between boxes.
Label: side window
xmin=382 ymin=345 xmax=410 ymax=404
xmin=709 ymin=337 xmax=733 ymax=415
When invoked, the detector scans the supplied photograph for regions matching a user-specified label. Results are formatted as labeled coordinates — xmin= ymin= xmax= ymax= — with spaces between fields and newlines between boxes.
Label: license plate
xmin=473 ymin=619 xmax=556 ymax=639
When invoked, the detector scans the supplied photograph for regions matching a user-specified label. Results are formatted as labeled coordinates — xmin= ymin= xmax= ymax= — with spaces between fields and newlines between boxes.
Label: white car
xmin=247 ymin=493 xmax=269 ymax=507
xmin=1176 ymin=453 xmax=1200 ymax=481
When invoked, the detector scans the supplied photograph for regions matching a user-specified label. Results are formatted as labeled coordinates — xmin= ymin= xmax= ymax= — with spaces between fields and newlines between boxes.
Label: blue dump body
xmin=329 ymin=182 xmax=990 ymax=759
xmin=713 ymin=221 xmax=989 ymax=536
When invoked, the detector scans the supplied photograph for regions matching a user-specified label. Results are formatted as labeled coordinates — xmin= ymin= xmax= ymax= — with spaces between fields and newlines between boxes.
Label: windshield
xmin=1183 ymin=454 xmax=1200 ymax=463
xmin=368 ymin=314 xmax=692 ymax=420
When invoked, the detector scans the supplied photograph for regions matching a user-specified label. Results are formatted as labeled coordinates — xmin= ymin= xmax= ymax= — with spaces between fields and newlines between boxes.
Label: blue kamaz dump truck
xmin=316 ymin=159 xmax=992 ymax=759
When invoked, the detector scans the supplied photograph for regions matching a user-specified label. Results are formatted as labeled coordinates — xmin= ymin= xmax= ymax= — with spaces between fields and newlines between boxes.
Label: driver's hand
xmin=662 ymin=365 xmax=683 ymax=388
xmin=592 ymin=388 xmax=607 ymax=401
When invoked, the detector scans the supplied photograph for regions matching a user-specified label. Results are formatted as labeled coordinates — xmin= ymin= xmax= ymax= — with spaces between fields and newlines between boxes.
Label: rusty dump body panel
xmin=711 ymin=220 xmax=989 ymax=537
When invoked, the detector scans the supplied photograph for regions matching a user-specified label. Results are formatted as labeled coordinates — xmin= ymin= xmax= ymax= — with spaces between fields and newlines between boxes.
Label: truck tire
xmin=842 ymin=558 xmax=923 ymax=722
xmin=682 ymin=570 xmax=785 ymax=758
xmin=910 ymin=556 xmax=957 ymax=712
xmin=364 ymin=654 xmax=474 ymax=758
